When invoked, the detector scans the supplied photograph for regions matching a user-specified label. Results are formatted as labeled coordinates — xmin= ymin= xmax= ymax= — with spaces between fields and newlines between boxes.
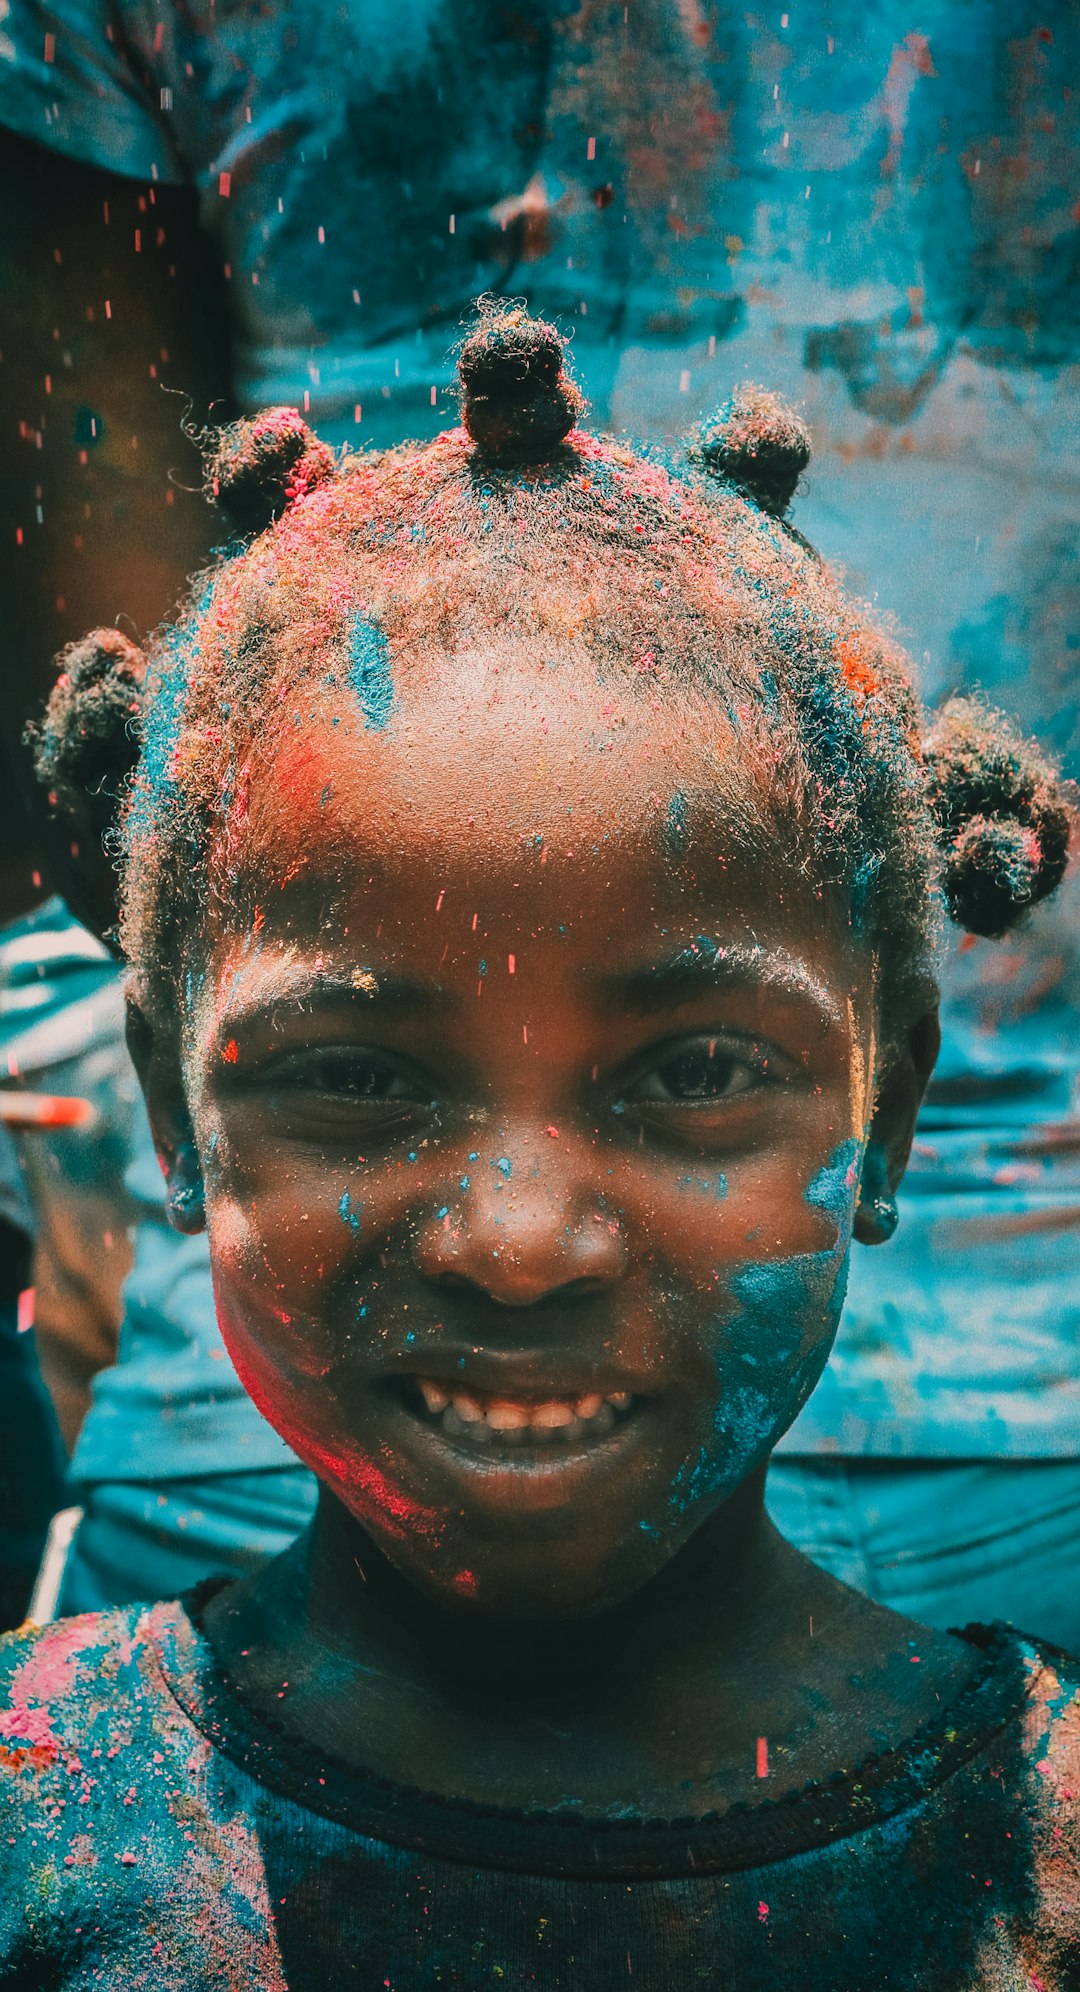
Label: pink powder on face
xmin=224 ymin=1342 xmax=443 ymax=1549
xmin=301 ymin=1433 xmax=439 ymax=1540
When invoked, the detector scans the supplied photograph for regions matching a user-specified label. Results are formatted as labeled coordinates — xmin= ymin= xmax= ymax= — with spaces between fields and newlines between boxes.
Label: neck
xmin=271 ymin=1471 xmax=786 ymax=1709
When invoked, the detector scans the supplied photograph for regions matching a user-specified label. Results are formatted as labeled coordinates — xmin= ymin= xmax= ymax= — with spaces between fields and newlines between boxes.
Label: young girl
xmin=2 ymin=308 xmax=1076 ymax=1990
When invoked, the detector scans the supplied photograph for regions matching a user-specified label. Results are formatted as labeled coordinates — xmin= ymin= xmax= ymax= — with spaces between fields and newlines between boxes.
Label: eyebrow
xmin=215 ymin=968 xmax=451 ymax=1036
xmin=604 ymin=940 xmax=844 ymax=1032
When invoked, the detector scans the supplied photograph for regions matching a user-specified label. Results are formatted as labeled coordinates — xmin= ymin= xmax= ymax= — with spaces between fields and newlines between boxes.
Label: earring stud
xmin=868 ymin=1194 xmax=899 ymax=1240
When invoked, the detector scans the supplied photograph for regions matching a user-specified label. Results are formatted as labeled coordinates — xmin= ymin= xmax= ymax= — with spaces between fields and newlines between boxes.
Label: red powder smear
xmin=232 ymin=1365 xmax=442 ymax=1548
xmin=452 ymin=1569 xmax=478 ymax=1596
xmin=756 ymin=1735 xmax=769 ymax=1778
xmin=221 ymin=1039 xmax=239 ymax=1064
xmin=836 ymin=633 xmax=880 ymax=704
xmin=757 ymin=1901 xmax=769 ymax=1923
xmin=320 ymin=1442 xmax=432 ymax=1534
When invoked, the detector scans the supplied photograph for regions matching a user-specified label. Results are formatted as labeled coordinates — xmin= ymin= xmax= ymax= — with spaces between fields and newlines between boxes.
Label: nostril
xmin=429 ymin=1270 xmax=480 ymax=1297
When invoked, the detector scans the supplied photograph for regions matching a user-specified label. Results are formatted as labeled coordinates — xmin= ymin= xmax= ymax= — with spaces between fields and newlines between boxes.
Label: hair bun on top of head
xmin=458 ymin=304 xmax=585 ymax=466
xmin=922 ymin=698 xmax=1073 ymax=938
xmin=695 ymin=386 xmax=811 ymax=518
xmin=203 ymin=407 xmax=336 ymax=534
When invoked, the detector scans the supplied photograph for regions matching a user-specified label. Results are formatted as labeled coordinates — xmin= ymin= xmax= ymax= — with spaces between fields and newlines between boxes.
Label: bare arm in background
xmin=0 ymin=129 xmax=232 ymax=1441
xmin=0 ymin=126 xmax=230 ymax=926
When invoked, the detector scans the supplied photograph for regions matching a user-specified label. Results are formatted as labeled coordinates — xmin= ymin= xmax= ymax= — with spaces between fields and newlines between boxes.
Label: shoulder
xmin=1009 ymin=1632 xmax=1080 ymax=1827
xmin=0 ymin=1601 xmax=289 ymax=1983
xmin=945 ymin=1630 xmax=1080 ymax=1982
xmin=0 ymin=1599 xmax=205 ymax=1834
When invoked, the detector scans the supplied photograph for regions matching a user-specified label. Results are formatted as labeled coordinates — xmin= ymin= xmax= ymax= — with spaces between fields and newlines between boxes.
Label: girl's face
xmin=154 ymin=655 xmax=908 ymax=1620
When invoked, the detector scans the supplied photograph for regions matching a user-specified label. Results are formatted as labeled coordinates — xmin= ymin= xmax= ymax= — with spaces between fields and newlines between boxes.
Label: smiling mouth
xmin=396 ymin=1376 xmax=641 ymax=1452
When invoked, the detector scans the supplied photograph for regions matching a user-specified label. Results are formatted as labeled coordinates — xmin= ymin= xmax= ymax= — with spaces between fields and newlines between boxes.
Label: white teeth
xmin=414 ymin=1378 xmax=635 ymax=1441
xmin=531 ymin=1400 xmax=577 ymax=1429
xmin=484 ymin=1401 xmax=530 ymax=1431
xmin=451 ymin=1392 xmax=484 ymax=1422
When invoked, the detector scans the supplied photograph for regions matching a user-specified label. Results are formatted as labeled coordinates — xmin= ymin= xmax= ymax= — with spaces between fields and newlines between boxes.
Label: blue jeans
xmin=767 ymin=1458 xmax=1080 ymax=1654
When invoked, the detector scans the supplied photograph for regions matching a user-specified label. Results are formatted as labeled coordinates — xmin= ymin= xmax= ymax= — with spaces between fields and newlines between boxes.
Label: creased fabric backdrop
xmin=1 ymin=0 xmax=1077 ymax=1455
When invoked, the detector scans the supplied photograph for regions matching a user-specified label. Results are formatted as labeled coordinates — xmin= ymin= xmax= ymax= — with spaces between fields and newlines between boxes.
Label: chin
xmin=387 ymin=1523 xmax=677 ymax=1629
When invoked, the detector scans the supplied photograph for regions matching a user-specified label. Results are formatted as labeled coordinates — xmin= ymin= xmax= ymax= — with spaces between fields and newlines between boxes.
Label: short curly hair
xmin=30 ymin=303 xmax=1072 ymax=1038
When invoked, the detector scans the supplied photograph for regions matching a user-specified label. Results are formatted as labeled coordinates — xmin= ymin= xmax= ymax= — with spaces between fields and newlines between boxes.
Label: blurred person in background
xmin=0 ymin=0 xmax=1077 ymax=1640
xmin=0 ymin=1116 xmax=67 ymax=1628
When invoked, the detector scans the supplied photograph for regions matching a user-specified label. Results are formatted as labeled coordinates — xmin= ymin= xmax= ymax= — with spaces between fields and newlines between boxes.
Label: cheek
xmin=663 ymin=1139 xmax=860 ymax=1525
xmin=207 ymin=1193 xmax=340 ymax=1386
xmin=206 ymin=1193 xmax=446 ymax=1551
xmin=664 ymin=1244 xmax=850 ymax=1528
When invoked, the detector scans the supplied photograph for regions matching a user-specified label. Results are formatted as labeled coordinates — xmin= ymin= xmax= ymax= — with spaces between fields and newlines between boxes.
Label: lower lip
xmin=382 ymin=1384 xmax=656 ymax=1508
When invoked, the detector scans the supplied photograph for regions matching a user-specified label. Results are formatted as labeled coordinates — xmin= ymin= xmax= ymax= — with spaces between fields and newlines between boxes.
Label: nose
xmin=413 ymin=1136 xmax=626 ymax=1308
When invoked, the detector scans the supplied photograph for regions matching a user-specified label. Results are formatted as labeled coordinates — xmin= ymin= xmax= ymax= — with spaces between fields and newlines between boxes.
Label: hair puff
xmin=922 ymin=697 xmax=1072 ymax=937
xmin=204 ymin=407 xmax=336 ymax=534
xmin=458 ymin=304 xmax=584 ymax=465
xmin=694 ymin=386 xmax=811 ymax=516
xmin=28 ymin=628 xmax=146 ymax=821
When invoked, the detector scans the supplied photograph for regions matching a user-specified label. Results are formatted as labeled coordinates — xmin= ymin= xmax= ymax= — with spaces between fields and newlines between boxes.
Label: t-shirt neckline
xmin=150 ymin=1586 xmax=1037 ymax=1881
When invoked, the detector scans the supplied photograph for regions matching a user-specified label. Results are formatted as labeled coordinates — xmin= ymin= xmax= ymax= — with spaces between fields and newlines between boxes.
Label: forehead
xmin=191 ymin=654 xmax=866 ymax=1032
xmin=236 ymin=647 xmax=774 ymax=888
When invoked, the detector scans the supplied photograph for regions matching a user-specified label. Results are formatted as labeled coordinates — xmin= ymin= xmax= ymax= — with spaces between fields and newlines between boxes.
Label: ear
xmin=854 ymin=1005 xmax=940 ymax=1247
xmin=126 ymin=1000 xmax=206 ymax=1234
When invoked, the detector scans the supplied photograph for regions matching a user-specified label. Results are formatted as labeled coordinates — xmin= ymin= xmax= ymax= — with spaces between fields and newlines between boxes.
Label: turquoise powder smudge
xmin=667 ymin=1138 xmax=860 ymax=1523
xmin=665 ymin=789 xmax=689 ymax=858
xmin=338 ymin=1191 xmax=361 ymax=1234
xmin=347 ymin=613 xmax=394 ymax=730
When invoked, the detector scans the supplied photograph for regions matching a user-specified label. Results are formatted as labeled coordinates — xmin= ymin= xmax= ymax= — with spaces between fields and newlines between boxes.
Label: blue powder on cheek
xmin=666 ymin=1139 xmax=861 ymax=1523
xmin=338 ymin=1191 xmax=361 ymax=1234
xmin=347 ymin=614 xmax=394 ymax=730
xmin=805 ymin=1136 xmax=861 ymax=1228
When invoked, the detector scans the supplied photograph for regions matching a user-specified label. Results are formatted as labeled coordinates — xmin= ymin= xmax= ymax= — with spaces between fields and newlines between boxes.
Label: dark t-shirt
xmin=1 ymin=1595 xmax=1078 ymax=1989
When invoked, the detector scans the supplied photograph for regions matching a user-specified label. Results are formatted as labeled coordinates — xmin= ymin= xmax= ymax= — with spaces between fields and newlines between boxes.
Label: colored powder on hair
xmin=347 ymin=614 xmax=394 ymax=730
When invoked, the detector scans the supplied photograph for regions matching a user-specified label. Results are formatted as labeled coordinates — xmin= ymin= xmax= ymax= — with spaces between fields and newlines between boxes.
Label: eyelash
xmin=618 ymin=1035 xmax=774 ymax=1113
xmin=238 ymin=1034 xmax=778 ymax=1139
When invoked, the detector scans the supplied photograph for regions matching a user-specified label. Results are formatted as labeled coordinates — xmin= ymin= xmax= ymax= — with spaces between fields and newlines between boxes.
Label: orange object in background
xmin=0 ymin=1092 xmax=95 ymax=1131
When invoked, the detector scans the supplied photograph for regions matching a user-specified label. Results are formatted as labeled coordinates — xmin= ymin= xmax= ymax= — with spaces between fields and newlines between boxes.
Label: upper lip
xmin=384 ymin=1355 xmax=651 ymax=1400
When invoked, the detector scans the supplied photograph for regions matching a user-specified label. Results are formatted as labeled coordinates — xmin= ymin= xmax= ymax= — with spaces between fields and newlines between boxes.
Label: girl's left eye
xmin=624 ymin=1038 xmax=767 ymax=1108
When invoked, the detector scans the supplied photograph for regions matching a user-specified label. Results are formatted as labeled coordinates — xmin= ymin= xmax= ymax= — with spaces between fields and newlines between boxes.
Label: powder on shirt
xmin=1 ymin=1595 xmax=1078 ymax=1989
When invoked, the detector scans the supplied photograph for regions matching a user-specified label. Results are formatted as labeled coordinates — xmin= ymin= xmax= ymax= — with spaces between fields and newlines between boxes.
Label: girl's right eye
xmin=248 ymin=1046 xmax=434 ymax=1123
